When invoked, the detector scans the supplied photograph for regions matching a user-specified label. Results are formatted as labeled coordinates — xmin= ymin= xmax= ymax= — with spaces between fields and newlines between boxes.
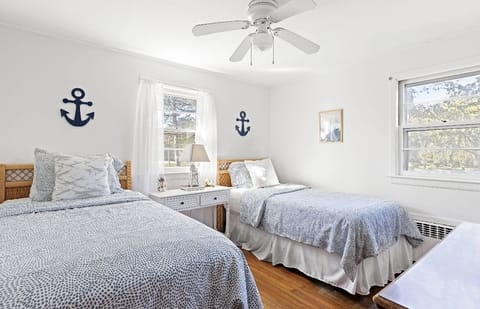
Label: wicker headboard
xmin=216 ymin=158 xmax=262 ymax=187
xmin=0 ymin=161 xmax=132 ymax=203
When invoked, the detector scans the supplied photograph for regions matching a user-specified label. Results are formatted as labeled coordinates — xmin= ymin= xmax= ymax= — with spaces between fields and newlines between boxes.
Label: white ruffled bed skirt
xmin=229 ymin=211 xmax=414 ymax=295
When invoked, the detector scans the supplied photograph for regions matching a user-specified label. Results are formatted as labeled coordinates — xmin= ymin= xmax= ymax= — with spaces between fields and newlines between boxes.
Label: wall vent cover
xmin=415 ymin=220 xmax=454 ymax=240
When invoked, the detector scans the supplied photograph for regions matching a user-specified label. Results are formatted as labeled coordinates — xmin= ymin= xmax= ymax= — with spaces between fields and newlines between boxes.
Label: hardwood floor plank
xmin=243 ymin=250 xmax=380 ymax=309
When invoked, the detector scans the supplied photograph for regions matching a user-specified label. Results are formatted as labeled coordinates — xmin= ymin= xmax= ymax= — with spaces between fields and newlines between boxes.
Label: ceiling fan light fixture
xmin=252 ymin=32 xmax=273 ymax=51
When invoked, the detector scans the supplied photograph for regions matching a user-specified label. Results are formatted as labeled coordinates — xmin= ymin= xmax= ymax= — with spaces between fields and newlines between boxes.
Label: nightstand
xmin=149 ymin=186 xmax=231 ymax=238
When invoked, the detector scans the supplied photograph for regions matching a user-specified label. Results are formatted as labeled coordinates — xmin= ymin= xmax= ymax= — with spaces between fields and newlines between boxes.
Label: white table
xmin=373 ymin=222 xmax=480 ymax=309
xmin=150 ymin=186 xmax=231 ymax=237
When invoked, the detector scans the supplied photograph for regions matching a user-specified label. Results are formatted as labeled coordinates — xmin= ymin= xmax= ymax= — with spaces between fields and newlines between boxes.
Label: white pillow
xmin=244 ymin=159 xmax=280 ymax=188
xmin=52 ymin=154 xmax=111 ymax=201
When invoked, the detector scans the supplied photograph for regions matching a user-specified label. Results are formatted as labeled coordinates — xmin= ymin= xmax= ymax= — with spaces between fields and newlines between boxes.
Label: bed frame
xmin=0 ymin=161 xmax=132 ymax=203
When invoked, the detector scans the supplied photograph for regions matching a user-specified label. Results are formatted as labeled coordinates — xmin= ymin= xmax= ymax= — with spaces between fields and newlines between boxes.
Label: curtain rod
xmin=138 ymin=76 xmax=210 ymax=94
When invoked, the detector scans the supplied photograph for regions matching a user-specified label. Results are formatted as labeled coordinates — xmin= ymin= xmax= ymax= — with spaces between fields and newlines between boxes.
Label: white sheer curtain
xmin=185 ymin=91 xmax=218 ymax=226
xmin=196 ymin=92 xmax=218 ymax=183
xmin=132 ymin=79 xmax=164 ymax=194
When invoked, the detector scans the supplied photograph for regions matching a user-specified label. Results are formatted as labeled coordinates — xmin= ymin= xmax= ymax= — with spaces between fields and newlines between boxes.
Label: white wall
xmin=269 ymin=33 xmax=480 ymax=223
xmin=0 ymin=26 xmax=269 ymax=166
xmin=2 ymin=24 xmax=479 ymax=224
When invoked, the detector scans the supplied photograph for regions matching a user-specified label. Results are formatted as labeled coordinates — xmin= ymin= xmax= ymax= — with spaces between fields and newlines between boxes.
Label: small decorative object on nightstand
xmin=157 ymin=176 xmax=166 ymax=192
xmin=204 ymin=179 xmax=215 ymax=187
xmin=149 ymin=186 xmax=232 ymax=238
xmin=180 ymin=143 xmax=210 ymax=190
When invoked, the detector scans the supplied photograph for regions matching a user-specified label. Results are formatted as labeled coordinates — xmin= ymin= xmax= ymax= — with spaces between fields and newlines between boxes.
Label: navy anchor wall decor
xmin=60 ymin=88 xmax=95 ymax=127
xmin=235 ymin=111 xmax=250 ymax=137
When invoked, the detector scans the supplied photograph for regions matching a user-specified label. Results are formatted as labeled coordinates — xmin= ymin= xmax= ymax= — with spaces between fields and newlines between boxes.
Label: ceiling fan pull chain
xmin=250 ymin=41 xmax=253 ymax=66
xmin=272 ymin=34 xmax=275 ymax=65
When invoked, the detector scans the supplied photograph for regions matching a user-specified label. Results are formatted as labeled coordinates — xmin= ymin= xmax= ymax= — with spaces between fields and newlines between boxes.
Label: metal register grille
xmin=415 ymin=220 xmax=454 ymax=240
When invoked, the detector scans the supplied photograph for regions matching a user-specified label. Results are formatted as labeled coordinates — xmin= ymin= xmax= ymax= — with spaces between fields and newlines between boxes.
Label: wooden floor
xmin=243 ymin=251 xmax=381 ymax=309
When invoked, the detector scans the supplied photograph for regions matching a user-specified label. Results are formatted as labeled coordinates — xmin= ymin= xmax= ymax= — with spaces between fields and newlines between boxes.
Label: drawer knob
xmin=214 ymin=197 xmax=217 ymax=200
xmin=180 ymin=201 xmax=185 ymax=205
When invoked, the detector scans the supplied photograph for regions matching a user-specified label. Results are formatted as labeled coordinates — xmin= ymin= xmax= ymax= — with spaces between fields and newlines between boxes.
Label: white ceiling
xmin=1 ymin=0 xmax=480 ymax=86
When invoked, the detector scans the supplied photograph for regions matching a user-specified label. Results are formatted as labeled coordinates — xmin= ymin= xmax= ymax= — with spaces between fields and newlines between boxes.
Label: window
xmin=162 ymin=87 xmax=198 ymax=170
xmin=397 ymin=69 xmax=480 ymax=181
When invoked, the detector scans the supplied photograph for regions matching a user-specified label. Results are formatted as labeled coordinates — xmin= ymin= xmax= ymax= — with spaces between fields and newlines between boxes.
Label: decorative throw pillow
xmin=30 ymin=149 xmax=124 ymax=201
xmin=228 ymin=162 xmax=254 ymax=188
xmin=52 ymin=154 xmax=111 ymax=201
xmin=244 ymin=158 xmax=280 ymax=188
xmin=30 ymin=148 xmax=56 ymax=201
xmin=109 ymin=154 xmax=124 ymax=173
xmin=94 ymin=153 xmax=124 ymax=194
xmin=109 ymin=154 xmax=124 ymax=193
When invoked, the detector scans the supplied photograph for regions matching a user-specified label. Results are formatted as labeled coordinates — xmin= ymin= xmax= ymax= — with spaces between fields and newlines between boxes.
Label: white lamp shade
xmin=180 ymin=144 xmax=210 ymax=162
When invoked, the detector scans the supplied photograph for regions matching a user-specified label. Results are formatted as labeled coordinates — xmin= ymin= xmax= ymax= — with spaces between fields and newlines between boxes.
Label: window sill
xmin=163 ymin=167 xmax=190 ymax=175
xmin=389 ymin=175 xmax=480 ymax=192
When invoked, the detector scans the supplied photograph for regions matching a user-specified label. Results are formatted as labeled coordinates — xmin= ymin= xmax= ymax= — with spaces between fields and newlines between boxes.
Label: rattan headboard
xmin=216 ymin=158 xmax=262 ymax=187
xmin=0 ymin=161 xmax=132 ymax=203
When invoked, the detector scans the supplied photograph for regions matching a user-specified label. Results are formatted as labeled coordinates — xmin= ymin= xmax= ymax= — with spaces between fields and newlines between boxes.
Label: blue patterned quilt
xmin=240 ymin=185 xmax=422 ymax=281
xmin=0 ymin=191 xmax=262 ymax=308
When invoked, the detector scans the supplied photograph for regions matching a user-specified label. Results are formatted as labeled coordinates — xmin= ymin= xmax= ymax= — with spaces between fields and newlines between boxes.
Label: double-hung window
xmin=162 ymin=86 xmax=198 ymax=172
xmin=397 ymin=68 xmax=480 ymax=182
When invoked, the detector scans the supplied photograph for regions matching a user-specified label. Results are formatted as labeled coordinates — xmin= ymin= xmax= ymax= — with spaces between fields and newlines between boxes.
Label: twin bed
xmin=1 ymin=156 xmax=422 ymax=308
xmin=217 ymin=159 xmax=422 ymax=295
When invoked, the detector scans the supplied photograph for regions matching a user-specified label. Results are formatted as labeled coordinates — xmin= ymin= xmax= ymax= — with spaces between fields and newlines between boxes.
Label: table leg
xmin=225 ymin=203 xmax=230 ymax=238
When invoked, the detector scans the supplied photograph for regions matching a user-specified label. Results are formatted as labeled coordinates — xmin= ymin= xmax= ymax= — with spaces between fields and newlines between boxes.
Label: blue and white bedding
xmin=240 ymin=184 xmax=422 ymax=281
xmin=0 ymin=191 xmax=262 ymax=308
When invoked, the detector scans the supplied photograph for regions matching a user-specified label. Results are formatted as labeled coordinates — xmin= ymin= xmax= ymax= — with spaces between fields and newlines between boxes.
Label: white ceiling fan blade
xmin=192 ymin=20 xmax=250 ymax=36
xmin=229 ymin=34 xmax=254 ymax=62
xmin=271 ymin=0 xmax=317 ymax=22
xmin=273 ymin=27 xmax=319 ymax=54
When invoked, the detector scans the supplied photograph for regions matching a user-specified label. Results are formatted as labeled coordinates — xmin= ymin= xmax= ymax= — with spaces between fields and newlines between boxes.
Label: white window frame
xmin=162 ymin=85 xmax=199 ymax=174
xmin=390 ymin=66 xmax=480 ymax=191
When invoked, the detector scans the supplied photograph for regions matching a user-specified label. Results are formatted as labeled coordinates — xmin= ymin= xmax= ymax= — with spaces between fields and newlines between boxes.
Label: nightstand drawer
xmin=161 ymin=195 xmax=199 ymax=211
xmin=200 ymin=191 xmax=228 ymax=206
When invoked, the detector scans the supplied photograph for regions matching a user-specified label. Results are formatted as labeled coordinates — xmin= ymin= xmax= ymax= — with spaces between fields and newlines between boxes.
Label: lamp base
xmin=180 ymin=185 xmax=205 ymax=191
xmin=188 ymin=163 xmax=200 ymax=187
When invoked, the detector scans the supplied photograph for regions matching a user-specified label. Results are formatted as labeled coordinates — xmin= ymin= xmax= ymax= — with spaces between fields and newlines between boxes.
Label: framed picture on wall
xmin=319 ymin=109 xmax=343 ymax=143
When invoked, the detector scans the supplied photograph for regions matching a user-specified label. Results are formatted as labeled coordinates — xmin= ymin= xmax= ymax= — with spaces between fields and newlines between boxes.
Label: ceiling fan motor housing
xmin=248 ymin=0 xmax=278 ymax=22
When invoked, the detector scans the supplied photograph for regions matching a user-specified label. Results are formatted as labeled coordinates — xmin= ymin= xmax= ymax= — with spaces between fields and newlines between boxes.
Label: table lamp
xmin=180 ymin=144 xmax=210 ymax=190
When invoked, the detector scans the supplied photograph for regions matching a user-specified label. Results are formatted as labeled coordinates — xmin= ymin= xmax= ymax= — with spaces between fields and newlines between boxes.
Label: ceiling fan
xmin=192 ymin=0 xmax=320 ymax=64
